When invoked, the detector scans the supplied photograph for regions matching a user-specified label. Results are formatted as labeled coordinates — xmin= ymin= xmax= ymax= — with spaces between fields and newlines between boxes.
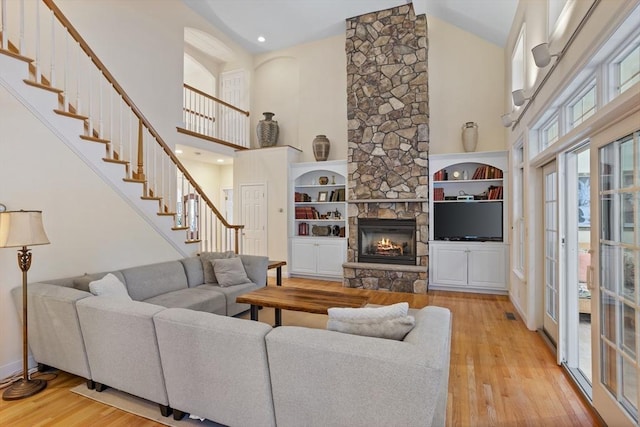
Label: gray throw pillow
xmin=88 ymin=273 xmax=132 ymax=300
xmin=211 ymin=257 xmax=251 ymax=287
xmin=199 ymin=251 xmax=236 ymax=284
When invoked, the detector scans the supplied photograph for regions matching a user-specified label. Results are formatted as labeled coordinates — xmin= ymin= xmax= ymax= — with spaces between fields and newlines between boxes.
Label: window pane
xmin=624 ymin=249 xmax=637 ymax=302
xmin=622 ymin=356 xmax=638 ymax=414
xmin=601 ymin=291 xmax=617 ymax=340
xmin=601 ymin=244 xmax=618 ymax=292
xmin=619 ymin=44 xmax=640 ymax=94
xmin=623 ymin=193 xmax=635 ymax=245
xmin=621 ymin=137 xmax=634 ymax=188
xmin=601 ymin=341 xmax=618 ymax=395
xmin=621 ymin=302 xmax=636 ymax=358
xmin=571 ymin=85 xmax=597 ymax=128
xmin=543 ymin=119 xmax=559 ymax=148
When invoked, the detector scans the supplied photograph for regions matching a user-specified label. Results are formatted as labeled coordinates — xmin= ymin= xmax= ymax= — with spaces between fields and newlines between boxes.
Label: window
xmin=569 ymin=82 xmax=596 ymax=128
xmin=548 ymin=0 xmax=570 ymax=37
xmin=512 ymin=25 xmax=526 ymax=109
xmin=542 ymin=116 xmax=560 ymax=149
xmin=618 ymin=43 xmax=639 ymax=94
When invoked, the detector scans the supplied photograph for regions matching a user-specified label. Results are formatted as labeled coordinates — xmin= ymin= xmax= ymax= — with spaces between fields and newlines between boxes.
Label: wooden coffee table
xmin=236 ymin=286 xmax=369 ymax=327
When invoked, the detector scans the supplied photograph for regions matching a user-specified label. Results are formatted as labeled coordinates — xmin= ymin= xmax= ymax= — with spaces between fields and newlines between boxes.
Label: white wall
xmin=428 ymin=15 xmax=507 ymax=154
xmin=0 ymin=87 xmax=182 ymax=378
xmin=251 ymin=16 xmax=506 ymax=160
xmin=252 ymin=34 xmax=347 ymax=160
xmin=55 ymin=0 xmax=252 ymax=149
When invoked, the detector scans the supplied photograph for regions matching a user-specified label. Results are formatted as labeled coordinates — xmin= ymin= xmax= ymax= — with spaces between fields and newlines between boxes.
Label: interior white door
xmin=543 ymin=161 xmax=560 ymax=347
xmin=240 ymin=184 xmax=267 ymax=256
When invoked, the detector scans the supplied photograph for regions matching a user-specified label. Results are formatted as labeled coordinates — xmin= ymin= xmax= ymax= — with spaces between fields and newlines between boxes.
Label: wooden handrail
xmin=42 ymin=0 xmax=242 ymax=232
xmin=184 ymin=83 xmax=250 ymax=116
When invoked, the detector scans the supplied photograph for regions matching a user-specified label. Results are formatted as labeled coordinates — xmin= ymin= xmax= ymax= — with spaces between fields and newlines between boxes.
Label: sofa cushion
xmin=199 ymin=251 xmax=236 ymax=284
xmin=179 ymin=256 xmax=205 ymax=287
xmin=120 ymin=261 xmax=188 ymax=301
xmin=197 ymin=282 xmax=260 ymax=316
xmin=143 ymin=288 xmax=226 ymax=315
xmin=88 ymin=273 xmax=132 ymax=300
xmin=73 ymin=274 xmax=97 ymax=292
xmin=327 ymin=303 xmax=414 ymax=340
xmin=212 ymin=257 xmax=251 ymax=287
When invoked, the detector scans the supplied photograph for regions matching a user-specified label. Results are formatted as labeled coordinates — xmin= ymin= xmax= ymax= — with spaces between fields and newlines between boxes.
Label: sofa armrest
xmin=11 ymin=283 xmax=93 ymax=379
xmin=239 ymin=255 xmax=268 ymax=287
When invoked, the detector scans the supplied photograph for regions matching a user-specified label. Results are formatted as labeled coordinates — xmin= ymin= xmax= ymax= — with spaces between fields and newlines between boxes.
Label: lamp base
xmin=2 ymin=378 xmax=47 ymax=401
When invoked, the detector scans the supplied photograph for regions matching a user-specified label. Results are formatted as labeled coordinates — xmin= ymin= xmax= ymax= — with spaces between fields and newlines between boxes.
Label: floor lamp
xmin=0 ymin=210 xmax=50 ymax=401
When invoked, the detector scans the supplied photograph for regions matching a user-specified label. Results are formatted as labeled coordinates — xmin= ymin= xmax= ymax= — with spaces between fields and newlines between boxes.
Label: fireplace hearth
xmin=358 ymin=219 xmax=416 ymax=265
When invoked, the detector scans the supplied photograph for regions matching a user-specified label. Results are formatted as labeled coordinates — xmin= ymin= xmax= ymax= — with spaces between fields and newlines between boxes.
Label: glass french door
xmin=543 ymin=161 xmax=560 ymax=347
xmin=592 ymin=128 xmax=639 ymax=426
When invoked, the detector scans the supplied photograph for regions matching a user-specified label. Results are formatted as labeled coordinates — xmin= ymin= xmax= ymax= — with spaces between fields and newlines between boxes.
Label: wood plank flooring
xmin=0 ymin=277 xmax=601 ymax=426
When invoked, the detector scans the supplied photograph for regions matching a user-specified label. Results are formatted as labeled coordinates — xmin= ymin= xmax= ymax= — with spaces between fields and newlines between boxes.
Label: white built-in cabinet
xmin=428 ymin=151 xmax=509 ymax=294
xmin=289 ymin=160 xmax=347 ymax=280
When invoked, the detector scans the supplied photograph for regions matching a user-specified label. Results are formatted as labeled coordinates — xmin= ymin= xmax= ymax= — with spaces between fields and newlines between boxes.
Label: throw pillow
xmin=73 ymin=274 xmax=97 ymax=292
xmin=198 ymin=251 xmax=236 ymax=284
xmin=88 ymin=273 xmax=132 ymax=300
xmin=211 ymin=257 xmax=251 ymax=287
xmin=326 ymin=302 xmax=414 ymax=340
xmin=328 ymin=302 xmax=409 ymax=322
xmin=327 ymin=316 xmax=415 ymax=341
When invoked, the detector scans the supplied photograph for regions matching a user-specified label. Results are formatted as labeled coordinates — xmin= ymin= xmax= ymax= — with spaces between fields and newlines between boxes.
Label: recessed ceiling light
xmin=217 ymin=159 xmax=224 ymax=163
xmin=175 ymin=149 xmax=183 ymax=154
xmin=257 ymin=36 xmax=266 ymax=43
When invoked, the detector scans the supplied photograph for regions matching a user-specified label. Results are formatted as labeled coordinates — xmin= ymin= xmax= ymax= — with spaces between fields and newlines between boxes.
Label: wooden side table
xmin=268 ymin=260 xmax=286 ymax=286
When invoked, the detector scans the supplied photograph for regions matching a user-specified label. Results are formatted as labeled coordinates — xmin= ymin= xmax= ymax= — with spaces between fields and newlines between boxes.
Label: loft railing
xmin=0 ymin=0 xmax=243 ymax=253
xmin=183 ymin=83 xmax=250 ymax=148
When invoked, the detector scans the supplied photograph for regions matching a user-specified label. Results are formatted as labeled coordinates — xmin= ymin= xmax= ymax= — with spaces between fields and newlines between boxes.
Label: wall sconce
xmin=512 ymin=89 xmax=530 ymax=107
xmin=532 ymin=43 xmax=560 ymax=68
xmin=501 ymin=113 xmax=514 ymax=128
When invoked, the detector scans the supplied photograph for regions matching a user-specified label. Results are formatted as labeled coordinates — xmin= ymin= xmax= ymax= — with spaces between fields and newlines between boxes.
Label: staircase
xmin=0 ymin=0 xmax=243 ymax=256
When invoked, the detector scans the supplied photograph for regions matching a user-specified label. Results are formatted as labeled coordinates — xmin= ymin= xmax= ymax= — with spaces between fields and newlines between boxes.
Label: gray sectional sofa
xmin=12 ymin=253 xmax=452 ymax=426
xmin=11 ymin=253 xmax=268 ymax=389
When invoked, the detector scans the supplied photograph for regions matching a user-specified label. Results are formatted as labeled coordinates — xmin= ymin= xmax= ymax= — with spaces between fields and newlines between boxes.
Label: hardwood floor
xmin=0 ymin=277 xmax=601 ymax=426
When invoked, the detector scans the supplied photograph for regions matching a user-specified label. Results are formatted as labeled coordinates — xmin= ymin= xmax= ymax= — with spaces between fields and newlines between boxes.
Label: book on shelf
xmin=487 ymin=185 xmax=503 ymax=200
xmin=433 ymin=187 xmax=445 ymax=201
xmin=295 ymin=192 xmax=311 ymax=202
xmin=295 ymin=206 xmax=319 ymax=219
xmin=472 ymin=166 xmax=503 ymax=180
xmin=433 ymin=170 xmax=446 ymax=181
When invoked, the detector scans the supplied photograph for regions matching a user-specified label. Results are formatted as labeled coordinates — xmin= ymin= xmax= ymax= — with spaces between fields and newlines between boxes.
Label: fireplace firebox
xmin=358 ymin=218 xmax=417 ymax=265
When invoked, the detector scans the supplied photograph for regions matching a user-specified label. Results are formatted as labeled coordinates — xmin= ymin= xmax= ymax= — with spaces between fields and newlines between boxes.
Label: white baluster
xmin=19 ymin=0 xmax=24 ymax=53
xmin=35 ymin=0 xmax=40 ymax=83
xmin=98 ymin=76 xmax=103 ymax=138
xmin=1 ymin=0 xmax=7 ymax=51
xmin=63 ymin=29 xmax=68 ymax=111
xmin=107 ymin=88 xmax=112 ymax=158
xmin=87 ymin=59 xmax=92 ymax=133
xmin=75 ymin=42 xmax=81 ymax=113
xmin=49 ymin=9 xmax=55 ymax=86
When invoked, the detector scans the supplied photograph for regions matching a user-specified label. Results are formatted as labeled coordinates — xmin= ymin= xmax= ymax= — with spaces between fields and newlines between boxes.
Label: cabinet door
xmin=291 ymin=239 xmax=317 ymax=274
xmin=316 ymin=239 xmax=346 ymax=276
xmin=467 ymin=245 xmax=506 ymax=289
xmin=431 ymin=246 xmax=468 ymax=286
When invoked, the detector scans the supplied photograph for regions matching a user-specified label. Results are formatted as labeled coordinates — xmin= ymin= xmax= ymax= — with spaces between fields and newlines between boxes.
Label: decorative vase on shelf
xmin=312 ymin=134 xmax=330 ymax=161
xmin=461 ymin=122 xmax=478 ymax=152
xmin=257 ymin=112 xmax=279 ymax=147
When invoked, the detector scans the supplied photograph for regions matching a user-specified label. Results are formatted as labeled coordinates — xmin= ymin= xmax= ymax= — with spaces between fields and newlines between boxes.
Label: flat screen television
xmin=434 ymin=201 xmax=503 ymax=241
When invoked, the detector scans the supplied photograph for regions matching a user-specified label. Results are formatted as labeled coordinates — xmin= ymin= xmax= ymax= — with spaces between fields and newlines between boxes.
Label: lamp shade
xmin=0 ymin=211 xmax=50 ymax=248
xmin=501 ymin=114 xmax=513 ymax=127
xmin=512 ymin=89 xmax=529 ymax=107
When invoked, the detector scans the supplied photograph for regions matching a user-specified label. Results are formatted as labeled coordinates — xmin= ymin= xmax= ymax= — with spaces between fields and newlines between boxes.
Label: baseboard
xmin=0 ymin=354 xmax=36 ymax=382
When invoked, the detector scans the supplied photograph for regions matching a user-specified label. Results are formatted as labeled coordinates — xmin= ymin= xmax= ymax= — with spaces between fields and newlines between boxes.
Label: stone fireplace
xmin=343 ymin=4 xmax=428 ymax=294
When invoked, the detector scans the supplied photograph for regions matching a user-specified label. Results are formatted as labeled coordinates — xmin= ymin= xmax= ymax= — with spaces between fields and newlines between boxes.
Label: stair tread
xmin=157 ymin=212 xmax=176 ymax=216
xmin=102 ymin=158 xmax=128 ymax=165
xmin=80 ymin=135 xmax=110 ymax=144
xmin=0 ymin=48 xmax=33 ymax=63
xmin=123 ymin=178 xmax=145 ymax=183
xmin=172 ymin=226 xmax=189 ymax=231
xmin=141 ymin=196 xmax=162 ymax=201
xmin=23 ymin=79 xmax=63 ymax=93
xmin=54 ymin=109 xmax=89 ymax=121
xmin=185 ymin=239 xmax=202 ymax=244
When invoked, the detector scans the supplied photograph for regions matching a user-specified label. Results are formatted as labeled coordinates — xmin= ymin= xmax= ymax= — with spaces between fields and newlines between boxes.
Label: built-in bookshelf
xmin=428 ymin=151 xmax=509 ymax=294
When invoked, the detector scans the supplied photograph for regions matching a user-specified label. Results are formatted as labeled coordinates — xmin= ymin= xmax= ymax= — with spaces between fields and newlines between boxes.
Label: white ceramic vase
xmin=461 ymin=122 xmax=478 ymax=152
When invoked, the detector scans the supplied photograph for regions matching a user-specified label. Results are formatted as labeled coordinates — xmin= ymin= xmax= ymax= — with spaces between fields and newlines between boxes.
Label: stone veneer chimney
xmin=343 ymin=4 xmax=429 ymax=293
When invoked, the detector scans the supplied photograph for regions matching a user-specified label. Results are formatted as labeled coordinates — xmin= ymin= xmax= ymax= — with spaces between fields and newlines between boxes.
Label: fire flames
xmin=376 ymin=238 xmax=403 ymax=255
